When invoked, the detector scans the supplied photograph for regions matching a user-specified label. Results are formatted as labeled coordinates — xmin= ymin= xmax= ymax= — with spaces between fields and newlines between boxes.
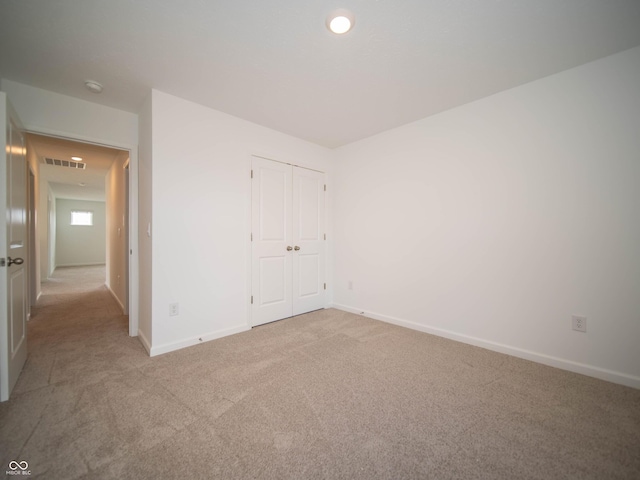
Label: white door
xmin=0 ymin=95 xmax=28 ymax=402
xmin=251 ymin=157 xmax=325 ymax=326
xmin=251 ymin=157 xmax=293 ymax=326
xmin=292 ymin=167 xmax=325 ymax=315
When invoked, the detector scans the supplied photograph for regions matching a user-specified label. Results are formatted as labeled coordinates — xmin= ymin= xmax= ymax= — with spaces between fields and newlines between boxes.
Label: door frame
xmin=23 ymin=127 xmax=139 ymax=338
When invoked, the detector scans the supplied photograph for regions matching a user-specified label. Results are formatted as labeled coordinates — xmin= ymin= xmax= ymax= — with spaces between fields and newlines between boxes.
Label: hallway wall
xmin=55 ymin=199 xmax=106 ymax=267
xmin=25 ymin=136 xmax=42 ymax=302
xmin=106 ymin=151 xmax=130 ymax=312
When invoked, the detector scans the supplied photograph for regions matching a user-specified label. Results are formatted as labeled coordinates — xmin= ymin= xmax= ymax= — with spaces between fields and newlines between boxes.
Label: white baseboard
xmin=138 ymin=329 xmax=151 ymax=355
xmin=149 ymin=325 xmax=251 ymax=357
xmin=332 ymin=303 xmax=640 ymax=390
xmin=106 ymin=284 xmax=125 ymax=313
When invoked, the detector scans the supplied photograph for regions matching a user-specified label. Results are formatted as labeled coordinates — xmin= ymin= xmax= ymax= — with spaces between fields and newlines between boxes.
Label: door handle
xmin=286 ymin=246 xmax=293 ymax=251
xmin=294 ymin=246 xmax=300 ymax=251
xmin=8 ymin=257 xmax=24 ymax=266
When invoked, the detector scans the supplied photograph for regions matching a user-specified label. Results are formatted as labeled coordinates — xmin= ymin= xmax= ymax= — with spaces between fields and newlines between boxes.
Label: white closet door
xmin=292 ymin=167 xmax=325 ymax=316
xmin=251 ymin=157 xmax=292 ymax=326
xmin=251 ymin=157 xmax=326 ymax=326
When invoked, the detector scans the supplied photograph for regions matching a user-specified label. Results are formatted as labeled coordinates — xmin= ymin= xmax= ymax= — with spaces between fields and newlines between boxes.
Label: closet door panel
xmin=292 ymin=167 xmax=325 ymax=316
xmin=251 ymin=158 xmax=292 ymax=326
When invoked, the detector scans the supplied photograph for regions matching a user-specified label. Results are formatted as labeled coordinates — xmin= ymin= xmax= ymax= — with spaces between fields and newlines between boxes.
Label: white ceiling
xmin=2 ymin=1 xmax=640 ymax=148
xmin=27 ymin=134 xmax=125 ymax=201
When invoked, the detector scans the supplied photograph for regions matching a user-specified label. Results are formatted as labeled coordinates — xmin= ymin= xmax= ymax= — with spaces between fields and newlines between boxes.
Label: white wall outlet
xmin=169 ymin=303 xmax=179 ymax=316
xmin=572 ymin=315 xmax=587 ymax=332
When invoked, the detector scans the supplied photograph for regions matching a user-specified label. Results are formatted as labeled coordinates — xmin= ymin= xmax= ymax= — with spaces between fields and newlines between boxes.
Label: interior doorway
xmin=26 ymin=133 xmax=134 ymax=330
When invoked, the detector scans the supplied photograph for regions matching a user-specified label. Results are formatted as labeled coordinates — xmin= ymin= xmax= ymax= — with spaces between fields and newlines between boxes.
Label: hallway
xmin=26 ymin=265 xmax=138 ymax=393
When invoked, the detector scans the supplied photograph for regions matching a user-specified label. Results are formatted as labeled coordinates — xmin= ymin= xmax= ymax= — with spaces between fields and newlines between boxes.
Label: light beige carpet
xmin=1 ymin=265 xmax=639 ymax=479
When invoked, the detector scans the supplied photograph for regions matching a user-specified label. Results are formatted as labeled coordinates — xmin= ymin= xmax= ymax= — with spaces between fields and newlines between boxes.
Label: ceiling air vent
xmin=43 ymin=157 xmax=87 ymax=169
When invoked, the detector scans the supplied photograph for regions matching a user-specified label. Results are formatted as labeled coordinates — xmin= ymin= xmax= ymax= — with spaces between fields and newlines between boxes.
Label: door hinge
xmin=251 ymin=295 xmax=253 ymax=304
xmin=324 ymin=283 xmax=326 ymax=290
xmin=324 ymin=184 xmax=326 ymax=192
xmin=324 ymin=233 xmax=326 ymax=240
xmin=251 ymin=169 xmax=253 ymax=179
xmin=251 ymin=232 xmax=253 ymax=241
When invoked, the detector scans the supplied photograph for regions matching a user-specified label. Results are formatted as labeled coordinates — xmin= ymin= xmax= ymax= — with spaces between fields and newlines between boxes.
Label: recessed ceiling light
xmin=84 ymin=80 xmax=103 ymax=94
xmin=327 ymin=9 xmax=355 ymax=35
xmin=71 ymin=156 xmax=83 ymax=161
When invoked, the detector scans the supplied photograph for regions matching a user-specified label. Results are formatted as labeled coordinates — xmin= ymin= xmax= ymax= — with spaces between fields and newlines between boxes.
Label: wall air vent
xmin=42 ymin=157 xmax=87 ymax=169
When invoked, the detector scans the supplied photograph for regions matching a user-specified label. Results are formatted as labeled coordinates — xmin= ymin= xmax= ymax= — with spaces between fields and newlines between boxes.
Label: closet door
xmin=251 ymin=157 xmax=325 ymax=326
xmin=251 ymin=157 xmax=292 ymax=326
xmin=292 ymin=167 xmax=325 ymax=316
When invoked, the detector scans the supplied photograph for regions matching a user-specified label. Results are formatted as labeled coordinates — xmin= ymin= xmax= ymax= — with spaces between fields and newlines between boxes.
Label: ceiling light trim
xmin=326 ymin=9 xmax=355 ymax=35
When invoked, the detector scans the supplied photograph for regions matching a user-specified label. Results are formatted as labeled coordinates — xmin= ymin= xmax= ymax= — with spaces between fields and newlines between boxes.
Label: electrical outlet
xmin=169 ymin=303 xmax=179 ymax=316
xmin=572 ymin=315 xmax=587 ymax=333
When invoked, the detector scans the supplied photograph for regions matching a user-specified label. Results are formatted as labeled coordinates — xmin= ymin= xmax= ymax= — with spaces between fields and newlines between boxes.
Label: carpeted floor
xmin=1 ymin=265 xmax=639 ymax=479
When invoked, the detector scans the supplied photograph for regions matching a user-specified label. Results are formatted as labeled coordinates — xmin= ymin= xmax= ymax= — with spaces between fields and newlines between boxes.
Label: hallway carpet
xmin=1 ymin=266 xmax=639 ymax=479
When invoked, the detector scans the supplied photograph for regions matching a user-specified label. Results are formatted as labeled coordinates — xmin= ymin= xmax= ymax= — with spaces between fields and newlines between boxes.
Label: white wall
xmin=55 ymin=199 xmax=106 ymax=267
xmin=333 ymin=46 xmax=640 ymax=388
xmin=106 ymin=151 xmax=129 ymax=311
xmin=147 ymin=90 xmax=334 ymax=355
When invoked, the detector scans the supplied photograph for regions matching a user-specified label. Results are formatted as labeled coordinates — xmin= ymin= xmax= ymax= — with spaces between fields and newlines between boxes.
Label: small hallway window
xmin=70 ymin=210 xmax=94 ymax=226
